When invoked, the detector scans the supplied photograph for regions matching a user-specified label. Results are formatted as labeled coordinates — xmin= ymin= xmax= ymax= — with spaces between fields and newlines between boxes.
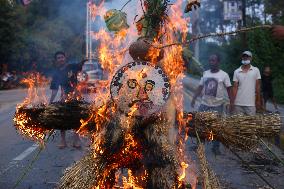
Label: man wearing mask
xmin=191 ymin=54 xmax=232 ymax=154
xmin=231 ymin=51 xmax=261 ymax=116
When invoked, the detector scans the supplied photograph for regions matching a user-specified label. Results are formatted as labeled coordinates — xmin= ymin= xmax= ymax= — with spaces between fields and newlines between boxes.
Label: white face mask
xmin=241 ymin=60 xmax=251 ymax=65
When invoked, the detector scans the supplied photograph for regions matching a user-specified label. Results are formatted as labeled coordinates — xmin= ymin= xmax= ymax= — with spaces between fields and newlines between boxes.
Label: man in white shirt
xmin=191 ymin=54 xmax=232 ymax=112
xmin=231 ymin=51 xmax=261 ymax=116
xmin=191 ymin=54 xmax=232 ymax=154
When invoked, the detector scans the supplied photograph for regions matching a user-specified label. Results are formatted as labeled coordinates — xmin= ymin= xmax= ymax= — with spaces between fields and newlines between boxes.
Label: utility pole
xmin=241 ymin=0 xmax=247 ymax=48
xmin=242 ymin=0 xmax=246 ymax=27
xmin=192 ymin=9 xmax=201 ymax=61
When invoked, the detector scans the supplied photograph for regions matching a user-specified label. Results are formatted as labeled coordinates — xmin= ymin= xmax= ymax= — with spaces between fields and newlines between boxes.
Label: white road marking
xmin=13 ymin=144 xmax=39 ymax=161
xmin=0 ymin=143 xmax=39 ymax=176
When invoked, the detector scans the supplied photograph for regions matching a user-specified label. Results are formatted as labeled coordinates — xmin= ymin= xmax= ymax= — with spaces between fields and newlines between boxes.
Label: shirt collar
xmin=237 ymin=65 xmax=254 ymax=72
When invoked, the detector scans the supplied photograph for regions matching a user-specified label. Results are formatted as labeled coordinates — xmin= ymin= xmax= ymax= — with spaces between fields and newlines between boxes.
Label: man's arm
xmin=226 ymin=86 xmax=232 ymax=104
xmin=230 ymin=81 xmax=238 ymax=112
xmin=272 ymin=25 xmax=284 ymax=40
xmin=191 ymin=85 xmax=203 ymax=108
xmin=255 ymin=79 xmax=261 ymax=110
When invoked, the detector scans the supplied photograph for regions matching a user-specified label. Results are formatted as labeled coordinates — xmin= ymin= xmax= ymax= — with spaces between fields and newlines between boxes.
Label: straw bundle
xmin=58 ymin=152 xmax=103 ymax=189
xmin=197 ymin=144 xmax=221 ymax=189
xmin=193 ymin=112 xmax=281 ymax=150
xmin=40 ymin=100 xmax=92 ymax=130
xmin=14 ymin=100 xmax=93 ymax=131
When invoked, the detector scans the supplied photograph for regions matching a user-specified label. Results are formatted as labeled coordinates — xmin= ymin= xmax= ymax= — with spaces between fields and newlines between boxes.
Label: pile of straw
xmin=14 ymin=100 xmax=92 ymax=131
xmin=193 ymin=112 xmax=281 ymax=150
xmin=197 ymin=144 xmax=221 ymax=189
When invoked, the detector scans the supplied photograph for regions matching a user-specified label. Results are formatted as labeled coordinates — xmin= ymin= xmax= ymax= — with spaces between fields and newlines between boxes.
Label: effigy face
xmin=110 ymin=62 xmax=170 ymax=117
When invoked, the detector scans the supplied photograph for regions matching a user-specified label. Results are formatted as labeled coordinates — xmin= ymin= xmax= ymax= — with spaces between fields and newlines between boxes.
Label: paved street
xmin=0 ymin=89 xmax=89 ymax=189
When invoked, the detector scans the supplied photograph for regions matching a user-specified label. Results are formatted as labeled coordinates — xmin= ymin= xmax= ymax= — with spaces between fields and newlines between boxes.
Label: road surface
xmin=0 ymin=89 xmax=89 ymax=189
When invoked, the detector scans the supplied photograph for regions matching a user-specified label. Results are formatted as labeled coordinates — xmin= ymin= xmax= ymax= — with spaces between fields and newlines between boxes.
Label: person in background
xmin=231 ymin=51 xmax=261 ymax=116
xmin=50 ymin=51 xmax=87 ymax=149
xmin=262 ymin=66 xmax=278 ymax=112
xmin=191 ymin=54 xmax=232 ymax=155
xmin=271 ymin=25 xmax=284 ymax=40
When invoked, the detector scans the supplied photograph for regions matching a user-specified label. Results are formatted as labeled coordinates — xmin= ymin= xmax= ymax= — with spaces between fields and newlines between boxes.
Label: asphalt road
xmin=0 ymin=83 xmax=283 ymax=189
xmin=0 ymin=89 xmax=89 ymax=189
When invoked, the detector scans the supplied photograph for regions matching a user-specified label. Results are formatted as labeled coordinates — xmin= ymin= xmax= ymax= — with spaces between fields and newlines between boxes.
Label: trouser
xmin=233 ymin=105 xmax=256 ymax=116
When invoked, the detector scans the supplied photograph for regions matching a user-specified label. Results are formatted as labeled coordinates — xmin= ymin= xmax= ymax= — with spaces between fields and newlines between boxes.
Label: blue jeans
xmin=198 ymin=104 xmax=223 ymax=149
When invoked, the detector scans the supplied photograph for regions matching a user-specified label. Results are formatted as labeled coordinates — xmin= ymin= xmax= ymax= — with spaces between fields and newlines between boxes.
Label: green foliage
xmin=0 ymin=0 xmax=86 ymax=72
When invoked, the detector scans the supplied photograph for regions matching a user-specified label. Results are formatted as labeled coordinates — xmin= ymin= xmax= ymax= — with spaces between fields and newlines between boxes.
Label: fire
xmin=91 ymin=28 xmax=129 ymax=74
xmin=122 ymin=169 xmax=145 ymax=189
xmin=127 ymin=105 xmax=138 ymax=117
xmin=208 ymin=130 xmax=214 ymax=141
xmin=169 ymin=0 xmax=190 ymax=41
xmin=178 ymin=161 xmax=189 ymax=187
xmin=14 ymin=72 xmax=49 ymax=142
xmin=19 ymin=72 xmax=48 ymax=107
xmin=13 ymin=111 xmax=46 ymax=142
xmin=89 ymin=1 xmax=106 ymax=20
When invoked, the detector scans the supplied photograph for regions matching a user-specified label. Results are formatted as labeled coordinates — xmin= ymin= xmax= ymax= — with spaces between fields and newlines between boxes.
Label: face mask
xmin=241 ymin=60 xmax=250 ymax=65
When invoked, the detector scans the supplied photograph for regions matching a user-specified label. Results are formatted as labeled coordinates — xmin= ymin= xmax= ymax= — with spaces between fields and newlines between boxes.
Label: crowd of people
xmin=0 ymin=63 xmax=41 ymax=90
xmin=0 ymin=64 xmax=21 ymax=89
xmin=191 ymin=50 xmax=279 ymax=154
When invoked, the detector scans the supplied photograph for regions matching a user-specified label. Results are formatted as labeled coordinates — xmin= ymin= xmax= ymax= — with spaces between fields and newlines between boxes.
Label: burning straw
xmin=193 ymin=112 xmax=281 ymax=151
xmin=14 ymin=100 xmax=93 ymax=142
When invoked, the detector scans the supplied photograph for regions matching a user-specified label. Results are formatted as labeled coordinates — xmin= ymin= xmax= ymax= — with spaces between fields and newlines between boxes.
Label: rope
xmin=150 ymin=25 xmax=272 ymax=49
xmin=120 ymin=0 xmax=132 ymax=11
xmin=12 ymin=130 xmax=54 ymax=189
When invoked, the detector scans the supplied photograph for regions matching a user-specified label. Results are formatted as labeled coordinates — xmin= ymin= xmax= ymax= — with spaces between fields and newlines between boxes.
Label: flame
xmin=14 ymin=72 xmax=49 ymax=142
xmin=91 ymin=29 xmax=129 ymax=74
xmin=127 ymin=105 xmax=138 ymax=117
xmin=178 ymin=161 xmax=189 ymax=187
xmin=13 ymin=111 xmax=46 ymax=142
xmin=122 ymin=169 xmax=145 ymax=189
xmin=19 ymin=72 xmax=48 ymax=107
xmin=208 ymin=130 xmax=214 ymax=141
xmin=89 ymin=1 xmax=106 ymax=20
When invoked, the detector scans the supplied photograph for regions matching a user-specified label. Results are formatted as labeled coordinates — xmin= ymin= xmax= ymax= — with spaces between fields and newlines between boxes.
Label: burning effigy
xmin=13 ymin=0 xmax=282 ymax=189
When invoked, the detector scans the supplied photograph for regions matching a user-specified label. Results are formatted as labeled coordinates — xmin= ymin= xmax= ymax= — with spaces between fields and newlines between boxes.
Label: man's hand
xmin=271 ymin=25 xmax=284 ymax=40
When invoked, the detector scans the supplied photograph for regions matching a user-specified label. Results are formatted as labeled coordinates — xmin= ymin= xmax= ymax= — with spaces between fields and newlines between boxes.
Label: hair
xmin=210 ymin=53 xmax=221 ymax=62
xmin=54 ymin=51 xmax=66 ymax=59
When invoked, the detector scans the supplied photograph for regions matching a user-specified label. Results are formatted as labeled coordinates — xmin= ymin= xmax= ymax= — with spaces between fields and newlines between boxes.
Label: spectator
xmin=191 ymin=54 xmax=232 ymax=155
xmin=231 ymin=51 xmax=261 ymax=116
xmin=49 ymin=51 xmax=87 ymax=149
xmin=262 ymin=66 xmax=278 ymax=112
xmin=271 ymin=25 xmax=284 ymax=40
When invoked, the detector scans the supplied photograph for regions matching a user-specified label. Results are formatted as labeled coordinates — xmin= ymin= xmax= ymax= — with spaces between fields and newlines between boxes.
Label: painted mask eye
xmin=127 ymin=79 xmax=138 ymax=89
xmin=144 ymin=80 xmax=155 ymax=92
